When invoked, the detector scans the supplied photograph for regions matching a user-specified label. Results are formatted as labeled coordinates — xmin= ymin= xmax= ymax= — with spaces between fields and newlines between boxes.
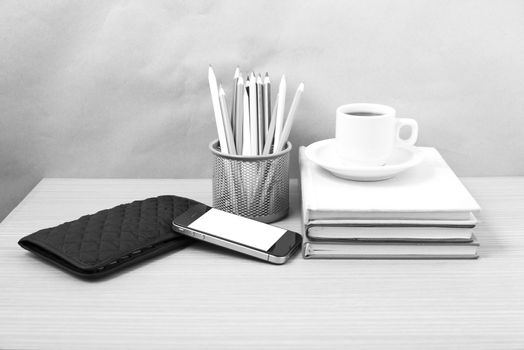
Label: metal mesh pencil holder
xmin=210 ymin=139 xmax=291 ymax=223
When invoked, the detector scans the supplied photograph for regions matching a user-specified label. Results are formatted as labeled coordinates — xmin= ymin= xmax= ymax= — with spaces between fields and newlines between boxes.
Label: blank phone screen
xmin=188 ymin=209 xmax=287 ymax=251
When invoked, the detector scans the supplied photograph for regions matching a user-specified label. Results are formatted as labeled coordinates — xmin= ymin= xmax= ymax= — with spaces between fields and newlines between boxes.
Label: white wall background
xmin=1 ymin=0 xmax=524 ymax=220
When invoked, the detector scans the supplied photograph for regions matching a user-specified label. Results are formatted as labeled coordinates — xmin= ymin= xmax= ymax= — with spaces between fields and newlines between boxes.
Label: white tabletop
xmin=1 ymin=178 xmax=523 ymax=349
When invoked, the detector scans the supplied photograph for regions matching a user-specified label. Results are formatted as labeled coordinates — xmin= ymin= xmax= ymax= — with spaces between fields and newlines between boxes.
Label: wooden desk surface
xmin=1 ymin=178 xmax=523 ymax=349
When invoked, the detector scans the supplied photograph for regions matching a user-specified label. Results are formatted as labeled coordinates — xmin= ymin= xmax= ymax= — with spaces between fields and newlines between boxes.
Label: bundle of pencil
xmin=208 ymin=66 xmax=304 ymax=156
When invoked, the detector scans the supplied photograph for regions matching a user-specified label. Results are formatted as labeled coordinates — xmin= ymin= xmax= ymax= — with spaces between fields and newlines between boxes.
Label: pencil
xmin=256 ymin=74 xmax=264 ymax=153
xmin=277 ymin=83 xmax=304 ymax=151
xmin=219 ymin=84 xmax=237 ymax=155
xmin=231 ymin=67 xmax=240 ymax=141
xmin=249 ymin=72 xmax=258 ymax=155
xmin=262 ymin=93 xmax=280 ymax=155
xmin=208 ymin=66 xmax=229 ymax=154
xmin=235 ymin=75 xmax=244 ymax=154
xmin=263 ymin=73 xmax=271 ymax=137
xmin=242 ymin=86 xmax=251 ymax=156
xmin=273 ymin=75 xmax=286 ymax=152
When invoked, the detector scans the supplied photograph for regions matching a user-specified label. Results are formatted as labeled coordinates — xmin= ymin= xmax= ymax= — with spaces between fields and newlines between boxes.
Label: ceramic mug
xmin=335 ymin=103 xmax=418 ymax=166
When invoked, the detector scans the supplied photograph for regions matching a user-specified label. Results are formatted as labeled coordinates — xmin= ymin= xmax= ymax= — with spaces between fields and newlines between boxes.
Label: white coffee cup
xmin=335 ymin=103 xmax=418 ymax=165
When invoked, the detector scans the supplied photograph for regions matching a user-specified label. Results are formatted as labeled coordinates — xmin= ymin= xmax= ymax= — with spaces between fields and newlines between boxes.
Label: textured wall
xmin=1 ymin=0 xmax=524 ymax=220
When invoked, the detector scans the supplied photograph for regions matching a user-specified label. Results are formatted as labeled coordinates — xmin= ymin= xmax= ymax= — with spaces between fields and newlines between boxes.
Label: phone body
xmin=172 ymin=203 xmax=302 ymax=264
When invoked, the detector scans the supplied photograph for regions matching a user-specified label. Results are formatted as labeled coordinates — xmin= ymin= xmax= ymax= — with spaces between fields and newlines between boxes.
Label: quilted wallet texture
xmin=19 ymin=195 xmax=200 ymax=279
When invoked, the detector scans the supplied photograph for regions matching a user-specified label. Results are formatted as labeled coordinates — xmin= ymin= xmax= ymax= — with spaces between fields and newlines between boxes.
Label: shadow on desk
xmin=22 ymin=240 xmax=301 ymax=282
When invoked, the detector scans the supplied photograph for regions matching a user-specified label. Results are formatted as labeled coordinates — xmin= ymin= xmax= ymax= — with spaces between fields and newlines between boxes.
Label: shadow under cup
xmin=209 ymin=140 xmax=291 ymax=223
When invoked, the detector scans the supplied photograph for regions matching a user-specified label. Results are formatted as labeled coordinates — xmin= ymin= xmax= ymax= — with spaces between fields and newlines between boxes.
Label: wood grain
xmin=1 ymin=178 xmax=523 ymax=349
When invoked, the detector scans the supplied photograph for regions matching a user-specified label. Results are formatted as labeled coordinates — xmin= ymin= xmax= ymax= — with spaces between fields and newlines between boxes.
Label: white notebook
xmin=302 ymin=240 xmax=479 ymax=259
xmin=299 ymin=146 xmax=480 ymax=223
xmin=308 ymin=216 xmax=478 ymax=227
xmin=307 ymin=226 xmax=474 ymax=242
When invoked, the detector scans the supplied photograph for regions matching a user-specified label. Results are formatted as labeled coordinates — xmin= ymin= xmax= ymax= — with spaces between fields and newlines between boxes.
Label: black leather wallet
xmin=18 ymin=195 xmax=200 ymax=279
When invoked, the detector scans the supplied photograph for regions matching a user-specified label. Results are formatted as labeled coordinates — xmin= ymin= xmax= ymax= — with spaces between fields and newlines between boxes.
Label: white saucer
xmin=305 ymin=139 xmax=424 ymax=181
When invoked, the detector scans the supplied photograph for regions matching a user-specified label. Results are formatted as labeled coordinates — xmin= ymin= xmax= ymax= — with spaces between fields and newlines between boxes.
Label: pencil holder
xmin=210 ymin=140 xmax=291 ymax=223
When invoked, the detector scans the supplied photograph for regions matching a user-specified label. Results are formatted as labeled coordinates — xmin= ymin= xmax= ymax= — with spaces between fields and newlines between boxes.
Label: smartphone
xmin=172 ymin=203 xmax=302 ymax=264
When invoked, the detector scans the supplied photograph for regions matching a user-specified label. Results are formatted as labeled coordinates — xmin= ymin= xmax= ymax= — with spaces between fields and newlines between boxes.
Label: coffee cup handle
xmin=395 ymin=118 xmax=418 ymax=146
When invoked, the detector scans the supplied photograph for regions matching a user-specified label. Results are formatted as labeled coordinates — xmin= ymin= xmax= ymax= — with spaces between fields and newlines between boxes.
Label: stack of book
xmin=299 ymin=147 xmax=481 ymax=259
